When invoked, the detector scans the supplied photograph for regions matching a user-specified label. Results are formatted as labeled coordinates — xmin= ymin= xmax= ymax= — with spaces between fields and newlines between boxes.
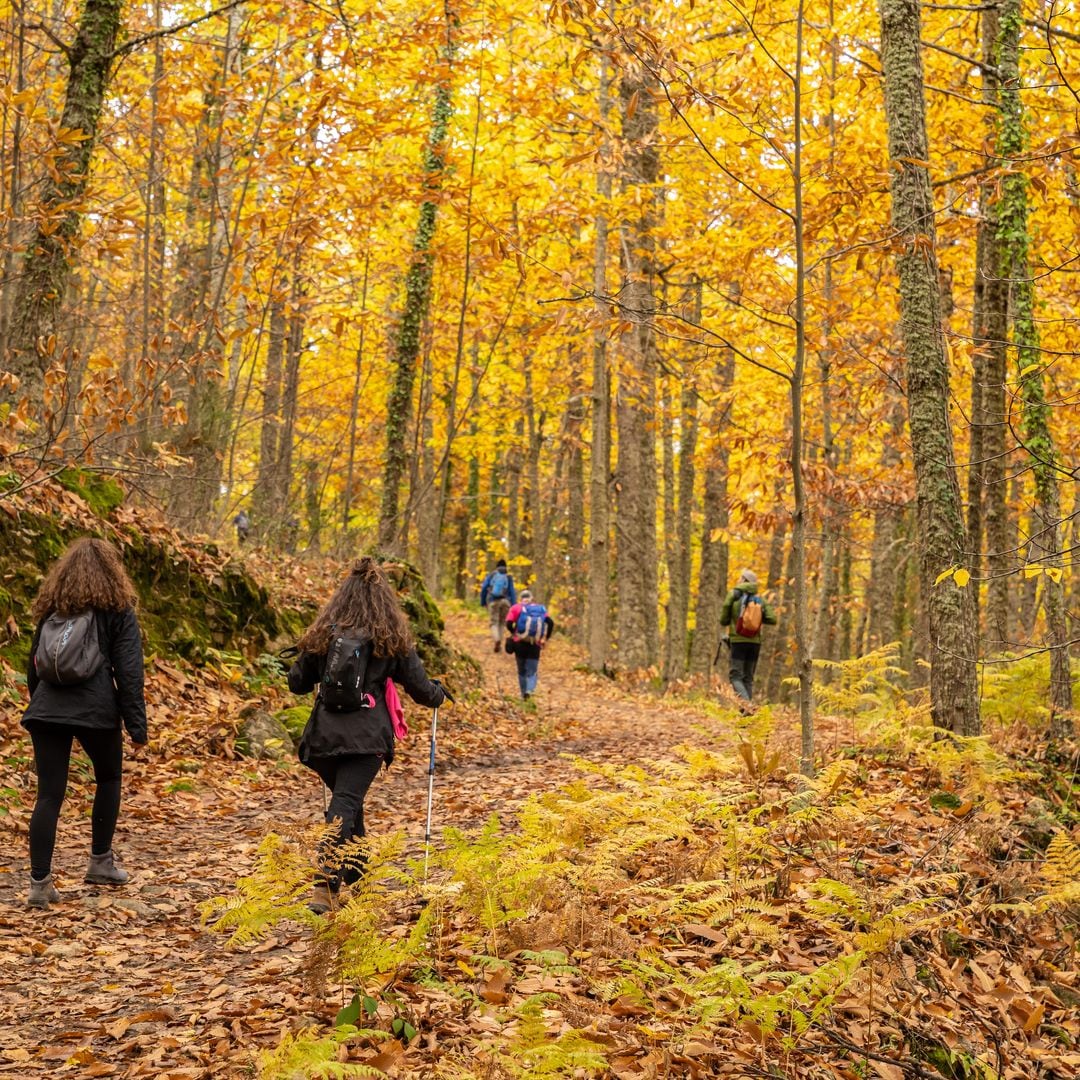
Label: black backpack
xmin=34 ymin=610 xmax=105 ymax=685
xmin=320 ymin=629 xmax=374 ymax=713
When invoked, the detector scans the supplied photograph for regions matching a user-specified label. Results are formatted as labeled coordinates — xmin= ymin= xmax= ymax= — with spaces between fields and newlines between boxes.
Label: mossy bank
xmin=0 ymin=470 xmax=305 ymax=673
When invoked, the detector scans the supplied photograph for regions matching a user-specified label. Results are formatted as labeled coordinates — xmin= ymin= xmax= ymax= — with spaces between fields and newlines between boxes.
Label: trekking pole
xmin=423 ymin=705 xmax=439 ymax=885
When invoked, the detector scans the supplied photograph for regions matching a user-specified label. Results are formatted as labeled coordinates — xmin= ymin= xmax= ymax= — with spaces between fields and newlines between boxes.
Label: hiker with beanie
xmin=479 ymin=559 xmax=516 ymax=653
xmin=719 ymin=569 xmax=777 ymax=707
xmin=22 ymin=538 xmax=148 ymax=910
xmin=288 ymin=557 xmax=449 ymax=915
xmin=505 ymin=589 xmax=554 ymax=700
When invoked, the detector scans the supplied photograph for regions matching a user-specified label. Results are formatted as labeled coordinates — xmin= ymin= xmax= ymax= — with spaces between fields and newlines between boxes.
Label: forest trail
xmin=0 ymin=612 xmax=722 ymax=1078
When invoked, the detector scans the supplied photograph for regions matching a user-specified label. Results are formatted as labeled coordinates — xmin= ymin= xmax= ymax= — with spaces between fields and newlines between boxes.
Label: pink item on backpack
xmin=386 ymin=678 xmax=408 ymax=740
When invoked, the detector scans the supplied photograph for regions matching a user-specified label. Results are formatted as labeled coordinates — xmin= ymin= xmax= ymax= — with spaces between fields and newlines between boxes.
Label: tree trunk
xmin=689 ymin=348 xmax=734 ymax=677
xmin=661 ymin=374 xmax=678 ymax=677
xmin=587 ymin=47 xmax=613 ymax=672
xmin=4 ymin=0 xmax=124 ymax=409
xmin=867 ymin=394 xmax=907 ymax=652
xmin=377 ymin=8 xmax=455 ymax=554
xmin=996 ymin=0 xmax=1072 ymax=729
xmin=877 ymin=0 xmax=980 ymax=734
xmin=567 ymin=376 xmax=587 ymax=644
xmin=343 ymin=249 xmax=371 ymax=531
xmin=170 ymin=4 xmax=245 ymax=530
xmin=969 ymin=2 xmax=1012 ymax=652
xmin=614 ymin=48 xmax=660 ymax=671
xmin=255 ymin=284 xmax=287 ymax=534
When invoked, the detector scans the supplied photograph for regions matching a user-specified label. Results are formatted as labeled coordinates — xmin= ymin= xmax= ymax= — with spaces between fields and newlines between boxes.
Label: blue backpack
xmin=490 ymin=570 xmax=510 ymax=600
xmin=516 ymin=603 xmax=547 ymax=643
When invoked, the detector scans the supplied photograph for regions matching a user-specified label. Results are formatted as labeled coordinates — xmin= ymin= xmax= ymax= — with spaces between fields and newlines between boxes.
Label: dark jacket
xmin=22 ymin=607 xmax=148 ymax=743
xmin=505 ymin=606 xmax=555 ymax=661
xmin=288 ymin=644 xmax=445 ymax=766
xmin=720 ymin=582 xmax=778 ymax=644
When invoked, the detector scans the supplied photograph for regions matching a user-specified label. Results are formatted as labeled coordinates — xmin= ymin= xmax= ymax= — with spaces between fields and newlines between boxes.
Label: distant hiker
xmin=22 ymin=538 xmax=148 ymax=910
xmin=288 ymin=556 xmax=449 ymax=915
xmin=505 ymin=589 xmax=554 ymax=700
xmin=479 ymin=559 xmax=517 ymax=653
xmin=233 ymin=509 xmax=251 ymax=545
xmin=719 ymin=569 xmax=777 ymax=708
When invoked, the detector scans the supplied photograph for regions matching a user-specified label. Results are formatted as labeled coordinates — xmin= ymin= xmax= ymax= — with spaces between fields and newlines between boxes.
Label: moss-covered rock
xmin=275 ymin=704 xmax=311 ymax=745
xmin=56 ymin=468 xmax=125 ymax=517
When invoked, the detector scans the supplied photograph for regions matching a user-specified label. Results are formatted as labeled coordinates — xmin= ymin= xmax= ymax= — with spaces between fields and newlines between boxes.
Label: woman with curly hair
xmin=288 ymin=556 xmax=448 ymax=914
xmin=22 ymin=537 xmax=148 ymax=909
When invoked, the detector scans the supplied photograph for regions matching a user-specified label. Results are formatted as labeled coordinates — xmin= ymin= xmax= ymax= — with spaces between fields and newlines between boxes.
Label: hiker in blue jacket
xmin=506 ymin=590 xmax=554 ymax=700
xmin=479 ymin=559 xmax=516 ymax=653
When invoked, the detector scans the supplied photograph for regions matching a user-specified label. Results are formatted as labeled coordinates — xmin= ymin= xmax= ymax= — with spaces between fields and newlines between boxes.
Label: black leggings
xmin=29 ymin=724 xmax=124 ymax=879
xmin=307 ymin=754 xmax=382 ymax=888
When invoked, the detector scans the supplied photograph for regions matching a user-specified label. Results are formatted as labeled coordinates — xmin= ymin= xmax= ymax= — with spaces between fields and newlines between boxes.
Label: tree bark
xmin=996 ymin=0 xmax=1072 ymax=729
xmin=377 ymin=8 xmax=455 ymax=554
xmin=689 ymin=348 xmax=734 ymax=677
xmin=614 ymin=47 xmax=660 ymax=671
xmin=587 ymin=45 xmax=613 ymax=672
xmin=969 ymin=2 xmax=1012 ymax=651
xmin=878 ymin=0 xmax=980 ymax=734
xmin=4 ymin=0 xmax=124 ymax=409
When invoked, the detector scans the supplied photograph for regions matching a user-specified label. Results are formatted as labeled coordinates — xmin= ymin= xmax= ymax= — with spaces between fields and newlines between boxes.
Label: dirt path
xmin=0 ymin=614 xmax=719 ymax=1078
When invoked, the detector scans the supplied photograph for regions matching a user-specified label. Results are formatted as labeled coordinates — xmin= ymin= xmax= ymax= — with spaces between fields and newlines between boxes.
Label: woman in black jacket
xmin=288 ymin=557 xmax=447 ymax=914
xmin=22 ymin=538 xmax=148 ymax=909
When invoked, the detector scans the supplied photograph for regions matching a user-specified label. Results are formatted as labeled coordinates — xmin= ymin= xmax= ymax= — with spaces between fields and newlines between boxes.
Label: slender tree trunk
xmin=689 ymin=348 xmax=734 ymax=677
xmin=757 ymin=496 xmax=788 ymax=694
xmin=255 ymin=286 xmax=287 ymax=531
xmin=878 ymin=0 xmax=980 ymax=734
xmin=587 ymin=48 xmax=613 ymax=672
xmin=661 ymin=374 xmax=678 ymax=676
xmin=377 ymin=6 xmax=455 ymax=554
xmin=273 ymin=276 xmax=305 ymax=530
xmin=343 ymin=249 xmax=371 ymax=531
xmin=791 ymin=0 xmax=815 ymax=775
xmin=171 ymin=4 xmax=245 ymax=529
xmin=997 ymin=0 xmax=1072 ymax=729
xmin=0 ymin=7 xmax=27 ymax=360
xmin=867 ymin=393 xmax=907 ymax=652
xmin=4 ymin=0 xmax=124 ymax=409
xmin=970 ymin=2 xmax=1012 ymax=651
xmin=614 ymin=44 xmax=660 ymax=671
xmin=665 ymin=283 xmax=699 ymax=680
xmin=567 ymin=375 xmax=587 ymax=643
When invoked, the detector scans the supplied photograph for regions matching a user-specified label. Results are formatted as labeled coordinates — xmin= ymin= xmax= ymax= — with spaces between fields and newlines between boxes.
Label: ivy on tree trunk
xmin=877 ymin=0 xmax=980 ymax=735
xmin=377 ymin=6 xmax=456 ymax=555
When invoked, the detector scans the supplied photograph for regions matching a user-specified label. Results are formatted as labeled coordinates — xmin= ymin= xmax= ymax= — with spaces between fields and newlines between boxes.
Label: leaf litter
xmin=0 ymin=610 xmax=1077 ymax=1078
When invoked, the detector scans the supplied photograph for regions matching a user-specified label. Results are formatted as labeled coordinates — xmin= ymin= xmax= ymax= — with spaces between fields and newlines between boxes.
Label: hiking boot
xmin=27 ymin=874 xmax=60 ymax=910
xmin=493 ymin=641 xmax=501 ymax=654
xmin=308 ymin=883 xmax=339 ymax=915
xmin=85 ymin=850 xmax=129 ymax=885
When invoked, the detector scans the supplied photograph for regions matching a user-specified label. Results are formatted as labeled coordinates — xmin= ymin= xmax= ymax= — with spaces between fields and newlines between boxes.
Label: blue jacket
xmin=480 ymin=569 xmax=516 ymax=606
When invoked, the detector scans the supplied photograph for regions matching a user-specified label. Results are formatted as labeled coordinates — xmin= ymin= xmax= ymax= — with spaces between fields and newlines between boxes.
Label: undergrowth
xmin=204 ymin=645 xmax=1078 ymax=1078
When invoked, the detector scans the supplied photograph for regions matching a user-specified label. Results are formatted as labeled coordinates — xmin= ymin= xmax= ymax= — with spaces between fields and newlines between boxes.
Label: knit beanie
xmin=738 ymin=568 xmax=758 ymax=585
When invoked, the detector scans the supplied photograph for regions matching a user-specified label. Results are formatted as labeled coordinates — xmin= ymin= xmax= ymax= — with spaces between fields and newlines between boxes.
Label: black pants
xmin=29 ymin=724 xmax=124 ymax=879
xmin=307 ymin=754 xmax=382 ymax=888
xmin=728 ymin=641 xmax=761 ymax=701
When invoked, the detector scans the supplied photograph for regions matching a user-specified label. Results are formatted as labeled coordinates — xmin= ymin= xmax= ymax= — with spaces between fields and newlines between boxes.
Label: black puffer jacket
xmin=22 ymin=608 xmax=148 ymax=743
xmin=288 ymin=644 xmax=445 ymax=766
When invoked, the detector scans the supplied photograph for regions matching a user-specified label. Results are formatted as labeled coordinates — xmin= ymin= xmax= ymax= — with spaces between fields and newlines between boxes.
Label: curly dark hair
xmin=297 ymin=556 xmax=414 ymax=658
xmin=32 ymin=537 xmax=139 ymax=620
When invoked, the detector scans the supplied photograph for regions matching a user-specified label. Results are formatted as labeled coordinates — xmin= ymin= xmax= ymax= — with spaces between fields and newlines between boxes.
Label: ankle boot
xmin=85 ymin=850 xmax=129 ymax=885
xmin=308 ymin=882 xmax=338 ymax=915
xmin=27 ymin=874 xmax=60 ymax=910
